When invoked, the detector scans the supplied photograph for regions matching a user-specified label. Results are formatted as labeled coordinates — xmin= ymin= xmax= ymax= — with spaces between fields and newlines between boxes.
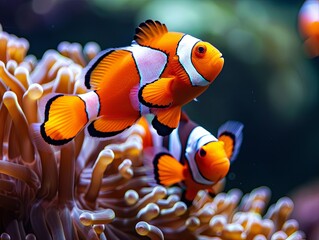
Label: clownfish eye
xmin=195 ymin=44 xmax=207 ymax=58
xmin=199 ymin=148 xmax=206 ymax=157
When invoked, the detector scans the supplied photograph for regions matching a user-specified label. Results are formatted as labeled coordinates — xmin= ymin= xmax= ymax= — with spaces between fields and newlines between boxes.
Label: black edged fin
xmin=151 ymin=106 xmax=181 ymax=136
xmin=40 ymin=94 xmax=88 ymax=146
xmin=138 ymin=78 xmax=174 ymax=108
xmin=134 ymin=20 xmax=168 ymax=46
xmin=218 ymin=121 xmax=244 ymax=162
xmin=41 ymin=125 xmax=74 ymax=146
xmin=152 ymin=152 xmax=184 ymax=186
xmin=152 ymin=115 xmax=175 ymax=136
xmin=87 ymin=116 xmax=137 ymax=138
xmin=87 ymin=121 xmax=126 ymax=138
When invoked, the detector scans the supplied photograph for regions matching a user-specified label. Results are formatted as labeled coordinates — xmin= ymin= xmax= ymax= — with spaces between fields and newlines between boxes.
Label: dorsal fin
xmin=218 ymin=121 xmax=244 ymax=162
xmin=84 ymin=49 xmax=131 ymax=90
xmin=134 ymin=20 xmax=168 ymax=47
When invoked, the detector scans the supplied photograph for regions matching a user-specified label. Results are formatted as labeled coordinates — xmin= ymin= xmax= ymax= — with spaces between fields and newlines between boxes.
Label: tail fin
xmin=40 ymin=94 xmax=89 ymax=145
xmin=218 ymin=121 xmax=244 ymax=162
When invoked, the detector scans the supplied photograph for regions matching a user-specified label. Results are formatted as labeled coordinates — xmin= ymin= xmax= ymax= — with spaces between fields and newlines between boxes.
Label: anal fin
xmin=152 ymin=106 xmax=181 ymax=136
xmin=87 ymin=116 xmax=138 ymax=138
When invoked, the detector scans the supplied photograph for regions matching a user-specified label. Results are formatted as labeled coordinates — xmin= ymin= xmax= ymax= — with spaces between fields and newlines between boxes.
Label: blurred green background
xmin=1 ymin=0 xmax=318 ymax=202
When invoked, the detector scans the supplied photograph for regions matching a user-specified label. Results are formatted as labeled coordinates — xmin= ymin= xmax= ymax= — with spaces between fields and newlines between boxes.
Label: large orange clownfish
xmin=41 ymin=20 xmax=224 ymax=145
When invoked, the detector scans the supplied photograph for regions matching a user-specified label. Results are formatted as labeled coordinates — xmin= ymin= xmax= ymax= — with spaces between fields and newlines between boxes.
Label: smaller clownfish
xmin=139 ymin=112 xmax=244 ymax=202
xmin=40 ymin=20 xmax=224 ymax=146
xmin=299 ymin=0 xmax=319 ymax=57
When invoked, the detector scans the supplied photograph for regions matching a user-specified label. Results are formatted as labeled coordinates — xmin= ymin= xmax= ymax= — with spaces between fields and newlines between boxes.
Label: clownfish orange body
xmin=41 ymin=20 xmax=224 ymax=145
xmin=139 ymin=113 xmax=244 ymax=202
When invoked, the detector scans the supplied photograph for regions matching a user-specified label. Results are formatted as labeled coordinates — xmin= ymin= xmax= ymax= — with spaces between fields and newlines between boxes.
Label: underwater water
xmin=0 ymin=0 xmax=318 ymax=239
xmin=0 ymin=33 xmax=305 ymax=239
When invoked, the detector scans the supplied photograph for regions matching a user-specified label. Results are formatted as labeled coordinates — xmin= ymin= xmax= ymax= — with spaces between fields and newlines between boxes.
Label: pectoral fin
xmin=150 ymin=152 xmax=184 ymax=186
xmin=139 ymin=78 xmax=174 ymax=108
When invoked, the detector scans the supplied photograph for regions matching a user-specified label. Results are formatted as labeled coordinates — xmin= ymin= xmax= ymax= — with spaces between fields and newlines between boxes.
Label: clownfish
xmin=139 ymin=112 xmax=244 ymax=202
xmin=40 ymin=20 xmax=224 ymax=145
xmin=299 ymin=0 xmax=319 ymax=57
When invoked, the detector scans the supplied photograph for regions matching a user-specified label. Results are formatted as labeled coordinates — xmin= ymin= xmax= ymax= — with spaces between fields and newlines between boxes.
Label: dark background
xmin=1 ymin=0 xmax=318 ymax=203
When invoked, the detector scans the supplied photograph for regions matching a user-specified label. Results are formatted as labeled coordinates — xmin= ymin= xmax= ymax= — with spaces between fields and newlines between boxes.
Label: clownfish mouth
xmin=213 ymin=54 xmax=224 ymax=66
xmin=206 ymin=54 xmax=224 ymax=83
xmin=209 ymin=157 xmax=230 ymax=182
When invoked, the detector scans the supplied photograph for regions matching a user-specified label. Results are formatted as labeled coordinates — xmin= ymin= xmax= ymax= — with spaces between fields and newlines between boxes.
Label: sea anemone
xmin=0 ymin=24 xmax=305 ymax=240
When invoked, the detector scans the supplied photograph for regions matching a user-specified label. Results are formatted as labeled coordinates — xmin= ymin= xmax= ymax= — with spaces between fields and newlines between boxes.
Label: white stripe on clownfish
xmin=168 ymin=127 xmax=182 ymax=161
xmin=185 ymin=126 xmax=218 ymax=185
xmin=78 ymin=91 xmax=100 ymax=120
xmin=176 ymin=34 xmax=210 ymax=87
xmin=125 ymin=45 xmax=168 ymax=114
